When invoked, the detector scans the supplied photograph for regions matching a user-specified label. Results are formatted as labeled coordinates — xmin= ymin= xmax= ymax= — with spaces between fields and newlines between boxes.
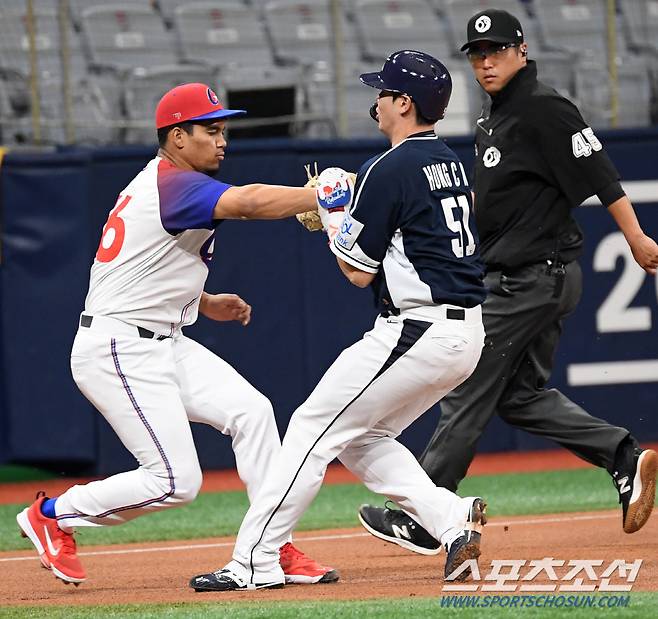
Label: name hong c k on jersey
xmin=422 ymin=160 xmax=470 ymax=192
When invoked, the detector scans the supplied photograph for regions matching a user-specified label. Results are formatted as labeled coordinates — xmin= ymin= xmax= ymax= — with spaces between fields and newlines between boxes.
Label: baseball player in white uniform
xmin=16 ymin=82 xmax=337 ymax=587
xmin=189 ymin=51 xmax=489 ymax=592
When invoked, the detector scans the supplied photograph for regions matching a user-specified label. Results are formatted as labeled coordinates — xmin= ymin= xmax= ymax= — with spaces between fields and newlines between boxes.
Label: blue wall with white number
xmin=1 ymin=130 xmax=657 ymax=475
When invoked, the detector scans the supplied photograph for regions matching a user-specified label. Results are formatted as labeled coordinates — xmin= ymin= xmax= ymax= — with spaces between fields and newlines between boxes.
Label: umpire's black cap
xmin=460 ymin=9 xmax=524 ymax=51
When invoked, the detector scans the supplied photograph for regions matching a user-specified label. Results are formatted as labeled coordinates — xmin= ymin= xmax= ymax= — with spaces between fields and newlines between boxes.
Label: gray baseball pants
xmin=420 ymin=261 xmax=632 ymax=492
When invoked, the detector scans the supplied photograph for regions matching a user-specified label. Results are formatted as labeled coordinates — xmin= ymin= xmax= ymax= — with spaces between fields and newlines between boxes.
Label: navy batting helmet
xmin=360 ymin=50 xmax=452 ymax=122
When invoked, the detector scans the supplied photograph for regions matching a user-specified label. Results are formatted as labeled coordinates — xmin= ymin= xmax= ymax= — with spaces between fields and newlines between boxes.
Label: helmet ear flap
xmin=369 ymin=103 xmax=379 ymax=122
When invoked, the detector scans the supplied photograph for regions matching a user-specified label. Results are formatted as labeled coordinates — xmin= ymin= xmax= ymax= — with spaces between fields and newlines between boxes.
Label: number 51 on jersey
xmin=441 ymin=195 xmax=476 ymax=258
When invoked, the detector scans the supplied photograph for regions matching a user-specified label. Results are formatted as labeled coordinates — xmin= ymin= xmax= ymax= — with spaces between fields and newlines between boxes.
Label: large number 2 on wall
xmin=594 ymin=232 xmax=653 ymax=332
xmin=96 ymin=194 xmax=132 ymax=263
xmin=441 ymin=195 xmax=476 ymax=258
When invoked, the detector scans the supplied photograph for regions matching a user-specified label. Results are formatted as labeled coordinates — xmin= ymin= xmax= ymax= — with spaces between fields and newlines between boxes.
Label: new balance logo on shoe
xmin=617 ymin=476 xmax=631 ymax=495
xmin=614 ymin=448 xmax=657 ymax=534
xmin=392 ymin=524 xmax=411 ymax=540
xmin=357 ymin=503 xmax=441 ymax=556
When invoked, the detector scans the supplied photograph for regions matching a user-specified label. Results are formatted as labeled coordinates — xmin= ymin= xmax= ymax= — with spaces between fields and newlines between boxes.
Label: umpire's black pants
xmin=420 ymin=261 xmax=632 ymax=492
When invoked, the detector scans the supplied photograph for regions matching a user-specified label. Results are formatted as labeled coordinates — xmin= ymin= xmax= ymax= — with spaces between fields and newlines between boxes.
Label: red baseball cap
xmin=155 ymin=83 xmax=246 ymax=129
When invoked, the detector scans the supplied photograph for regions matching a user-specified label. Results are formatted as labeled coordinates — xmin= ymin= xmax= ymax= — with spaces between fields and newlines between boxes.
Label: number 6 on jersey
xmin=96 ymin=195 xmax=132 ymax=263
xmin=441 ymin=195 xmax=476 ymax=258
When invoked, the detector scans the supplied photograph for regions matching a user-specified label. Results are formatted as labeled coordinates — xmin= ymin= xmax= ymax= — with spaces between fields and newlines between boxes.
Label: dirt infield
xmin=1 ymin=510 xmax=656 ymax=606
xmin=5 ymin=445 xmax=640 ymax=506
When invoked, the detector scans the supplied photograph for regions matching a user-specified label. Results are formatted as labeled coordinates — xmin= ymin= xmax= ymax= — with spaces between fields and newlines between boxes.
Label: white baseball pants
xmin=55 ymin=315 xmax=281 ymax=530
xmin=227 ymin=305 xmax=485 ymax=583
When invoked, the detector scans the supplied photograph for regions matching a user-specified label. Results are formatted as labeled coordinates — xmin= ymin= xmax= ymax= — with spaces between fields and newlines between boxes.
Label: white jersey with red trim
xmin=84 ymin=156 xmax=231 ymax=333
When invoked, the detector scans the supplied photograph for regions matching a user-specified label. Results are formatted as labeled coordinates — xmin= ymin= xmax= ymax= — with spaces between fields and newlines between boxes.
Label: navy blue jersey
xmin=331 ymin=130 xmax=486 ymax=312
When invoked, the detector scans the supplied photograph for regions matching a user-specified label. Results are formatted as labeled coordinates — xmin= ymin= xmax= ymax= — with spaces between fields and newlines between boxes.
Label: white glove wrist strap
xmin=320 ymin=209 xmax=345 ymax=242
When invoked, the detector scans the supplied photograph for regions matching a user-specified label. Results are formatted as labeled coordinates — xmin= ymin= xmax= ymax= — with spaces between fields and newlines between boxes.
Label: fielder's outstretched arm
xmin=213 ymin=185 xmax=316 ymax=220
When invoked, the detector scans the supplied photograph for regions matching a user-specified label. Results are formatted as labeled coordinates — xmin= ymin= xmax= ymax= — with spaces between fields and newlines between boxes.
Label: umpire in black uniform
xmin=359 ymin=8 xmax=658 ymax=552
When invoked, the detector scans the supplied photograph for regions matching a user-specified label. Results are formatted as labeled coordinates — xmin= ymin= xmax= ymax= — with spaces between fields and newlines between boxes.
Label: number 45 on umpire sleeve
xmin=441 ymin=195 xmax=476 ymax=258
xmin=572 ymin=127 xmax=603 ymax=158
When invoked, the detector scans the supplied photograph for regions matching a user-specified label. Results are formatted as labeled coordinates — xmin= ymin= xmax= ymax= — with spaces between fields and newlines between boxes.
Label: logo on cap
xmin=475 ymin=15 xmax=491 ymax=33
xmin=207 ymin=88 xmax=219 ymax=105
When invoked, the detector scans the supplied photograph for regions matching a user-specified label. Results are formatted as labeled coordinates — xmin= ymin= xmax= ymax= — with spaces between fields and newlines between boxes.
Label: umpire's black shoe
xmin=358 ymin=502 xmax=440 ymax=555
xmin=443 ymin=498 xmax=487 ymax=582
xmin=190 ymin=568 xmax=284 ymax=592
xmin=612 ymin=447 xmax=657 ymax=534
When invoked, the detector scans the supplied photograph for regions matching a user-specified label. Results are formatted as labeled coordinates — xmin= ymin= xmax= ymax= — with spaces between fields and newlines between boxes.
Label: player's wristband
xmin=320 ymin=207 xmax=345 ymax=242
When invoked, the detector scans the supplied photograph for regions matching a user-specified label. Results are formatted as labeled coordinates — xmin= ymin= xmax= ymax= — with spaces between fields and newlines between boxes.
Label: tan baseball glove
xmin=296 ymin=163 xmax=357 ymax=232
xmin=296 ymin=163 xmax=323 ymax=232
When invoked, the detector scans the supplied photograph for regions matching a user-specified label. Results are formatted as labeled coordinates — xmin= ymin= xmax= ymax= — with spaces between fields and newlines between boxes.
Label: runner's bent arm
xmin=336 ymin=258 xmax=377 ymax=288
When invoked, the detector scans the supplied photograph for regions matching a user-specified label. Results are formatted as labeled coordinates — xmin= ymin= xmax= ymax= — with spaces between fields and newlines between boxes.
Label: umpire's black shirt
xmin=473 ymin=60 xmax=624 ymax=270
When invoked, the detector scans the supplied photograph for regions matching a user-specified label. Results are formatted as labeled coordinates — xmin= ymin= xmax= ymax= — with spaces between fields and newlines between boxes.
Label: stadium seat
xmin=0 ymin=72 xmax=22 ymax=146
xmin=533 ymin=0 xmax=626 ymax=59
xmin=80 ymin=4 xmax=178 ymax=72
xmin=174 ymin=1 xmax=273 ymax=68
xmin=0 ymin=70 xmax=121 ymax=146
xmin=158 ymin=0 xmax=193 ymax=24
xmin=124 ymin=64 xmax=215 ymax=144
xmin=443 ymin=57 xmax=483 ymax=130
xmin=533 ymin=51 xmax=575 ymax=98
xmin=0 ymin=76 xmax=12 ymax=120
xmin=0 ymin=6 xmax=86 ymax=80
xmin=45 ymin=73 xmax=123 ymax=145
xmin=218 ymin=63 xmax=302 ymax=92
xmin=264 ymin=0 xmax=361 ymax=67
xmin=436 ymin=68 xmax=472 ymax=136
xmin=0 ymin=71 xmax=32 ymax=146
xmin=619 ymin=0 xmax=658 ymax=53
xmin=304 ymin=61 xmax=381 ymax=137
xmin=70 ymin=0 xmax=154 ymax=24
xmin=353 ymin=0 xmax=454 ymax=63
xmin=613 ymin=1 xmax=658 ymax=124
xmin=306 ymin=58 xmax=477 ymax=138
xmin=159 ymin=0 xmax=249 ymax=24
xmin=574 ymin=61 xmax=651 ymax=129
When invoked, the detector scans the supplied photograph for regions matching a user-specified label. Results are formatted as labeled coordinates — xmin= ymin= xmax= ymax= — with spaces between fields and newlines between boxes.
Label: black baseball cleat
xmin=612 ymin=447 xmax=657 ymax=534
xmin=443 ymin=498 xmax=487 ymax=582
xmin=189 ymin=568 xmax=284 ymax=592
xmin=358 ymin=502 xmax=440 ymax=555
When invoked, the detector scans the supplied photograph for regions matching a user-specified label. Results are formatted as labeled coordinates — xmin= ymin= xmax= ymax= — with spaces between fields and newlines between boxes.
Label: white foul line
xmin=0 ymin=532 xmax=372 ymax=563
xmin=0 ymin=513 xmax=619 ymax=564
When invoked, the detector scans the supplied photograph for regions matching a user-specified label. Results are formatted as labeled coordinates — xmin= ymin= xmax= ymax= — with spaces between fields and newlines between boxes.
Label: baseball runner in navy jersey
xmin=360 ymin=9 xmax=658 ymax=555
xmin=189 ymin=50 xmax=488 ymax=592
xmin=16 ymin=83 xmax=337 ymax=586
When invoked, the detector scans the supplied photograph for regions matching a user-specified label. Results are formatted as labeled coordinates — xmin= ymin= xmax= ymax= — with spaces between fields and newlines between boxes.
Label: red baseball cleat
xmin=16 ymin=492 xmax=86 ymax=585
xmin=279 ymin=542 xmax=339 ymax=584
